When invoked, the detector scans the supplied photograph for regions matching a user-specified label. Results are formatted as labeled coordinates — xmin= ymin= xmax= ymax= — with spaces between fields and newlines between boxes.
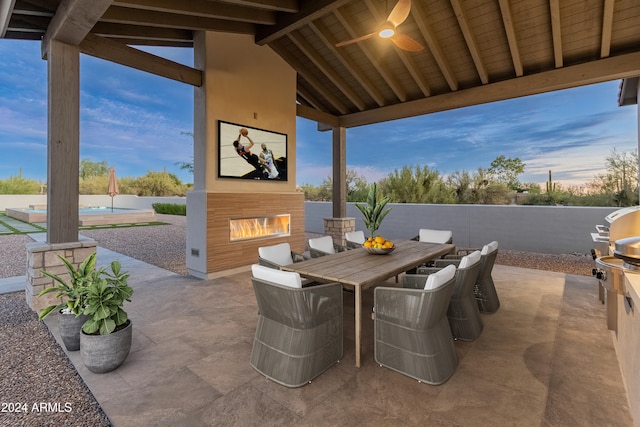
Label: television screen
xmin=218 ymin=120 xmax=288 ymax=181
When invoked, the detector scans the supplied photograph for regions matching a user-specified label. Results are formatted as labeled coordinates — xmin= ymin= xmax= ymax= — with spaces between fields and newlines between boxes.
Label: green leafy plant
xmin=151 ymin=202 xmax=186 ymax=215
xmin=37 ymin=253 xmax=97 ymax=320
xmin=355 ymin=182 xmax=392 ymax=239
xmin=82 ymin=260 xmax=133 ymax=335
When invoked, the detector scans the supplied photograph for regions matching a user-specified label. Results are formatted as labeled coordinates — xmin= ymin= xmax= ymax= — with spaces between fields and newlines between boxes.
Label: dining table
xmin=282 ymin=239 xmax=455 ymax=367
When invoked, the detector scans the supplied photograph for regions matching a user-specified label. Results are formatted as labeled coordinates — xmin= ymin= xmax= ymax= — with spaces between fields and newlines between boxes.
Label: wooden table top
xmin=282 ymin=240 xmax=455 ymax=289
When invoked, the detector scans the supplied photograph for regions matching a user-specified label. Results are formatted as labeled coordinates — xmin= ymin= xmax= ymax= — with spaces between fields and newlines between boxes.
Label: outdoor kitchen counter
xmin=623 ymin=272 xmax=640 ymax=302
xmin=614 ymin=272 xmax=640 ymax=423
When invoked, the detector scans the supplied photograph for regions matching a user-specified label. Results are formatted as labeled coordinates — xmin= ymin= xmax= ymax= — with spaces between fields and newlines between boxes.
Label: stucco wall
xmin=305 ymin=201 xmax=618 ymax=254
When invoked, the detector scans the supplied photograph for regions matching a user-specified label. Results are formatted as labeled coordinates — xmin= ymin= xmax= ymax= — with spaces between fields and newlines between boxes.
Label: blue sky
xmin=0 ymin=39 xmax=637 ymax=188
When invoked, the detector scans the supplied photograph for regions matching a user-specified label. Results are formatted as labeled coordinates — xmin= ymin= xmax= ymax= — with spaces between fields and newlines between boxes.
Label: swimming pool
xmin=6 ymin=206 xmax=157 ymax=226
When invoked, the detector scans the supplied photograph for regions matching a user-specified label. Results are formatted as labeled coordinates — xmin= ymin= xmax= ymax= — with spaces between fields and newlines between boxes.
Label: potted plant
xmin=80 ymin=259 xmax=134 ymax=374
xmin=355 ymin=182 xmax=392 ymax=239
xmin=37 ymin=253 xmax=96 ymax=351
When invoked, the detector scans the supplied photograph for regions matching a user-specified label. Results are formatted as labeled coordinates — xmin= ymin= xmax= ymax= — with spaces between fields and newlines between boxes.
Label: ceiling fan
xmin=336 ymin=0 xmax=424 ymax=52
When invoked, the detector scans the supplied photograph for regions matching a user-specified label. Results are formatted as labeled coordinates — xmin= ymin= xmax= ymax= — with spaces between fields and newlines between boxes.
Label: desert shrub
xmin=152 ymin=203 xmax=186 ymax=215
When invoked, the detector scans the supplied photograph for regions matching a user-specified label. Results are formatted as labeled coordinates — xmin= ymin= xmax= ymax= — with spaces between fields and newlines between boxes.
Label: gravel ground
xmin=0 ymin=216 xmax=597 ymax=426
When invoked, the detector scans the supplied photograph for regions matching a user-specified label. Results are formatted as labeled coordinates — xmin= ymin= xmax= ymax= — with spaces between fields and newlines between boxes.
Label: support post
xmin=46 ymin=39 xmax=80 ymax=243
xmin=332 ymin=126 xmax=346 ymax=218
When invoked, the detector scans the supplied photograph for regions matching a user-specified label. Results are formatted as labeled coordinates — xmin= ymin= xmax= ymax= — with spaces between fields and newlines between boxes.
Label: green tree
xmin=378 ymin=165 xmax=455 ymax=204
xmin=588 ymin=149 xmax=639 ymax=207
xmin=470 ymin=168 xmax=511 ymax=204
xmin=131 ymin=171 xmax=187 ymax=196
xmin=0 ymin=173 xmax=41 ymax=194
xmin=300 ymin=169 xmax=368 ymax=201
xmin=79 ymin=159 xmax=109 ymax=179
xmin=488 ymin=155 xmax=525 ymax=191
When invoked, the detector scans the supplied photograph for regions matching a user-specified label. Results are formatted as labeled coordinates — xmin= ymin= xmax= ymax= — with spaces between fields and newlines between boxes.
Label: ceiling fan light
xmin=379 ymin=27 xmax=395 ymax=38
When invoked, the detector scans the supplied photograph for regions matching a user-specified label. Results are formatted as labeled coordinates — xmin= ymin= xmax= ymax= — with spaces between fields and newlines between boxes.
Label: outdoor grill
xmin=592 ymin=206 xmax=640 ymax=297
xmin=591 ymin=207 xmax=640 ymax=331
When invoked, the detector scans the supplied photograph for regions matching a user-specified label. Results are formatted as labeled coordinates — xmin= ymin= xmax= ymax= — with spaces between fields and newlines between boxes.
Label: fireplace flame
xmin=229 ymin=215 xmax=290 ymax=241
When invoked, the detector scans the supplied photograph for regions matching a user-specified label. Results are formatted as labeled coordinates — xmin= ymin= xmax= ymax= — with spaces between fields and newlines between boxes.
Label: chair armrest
xmin=443 ymin=254 xmax=464 ymax=260
xmin=433 ymin=259 xmax=461 ymax=267
xmin=402 ymin=274 xmax=431 ymax=289
xmin=309 ymin=247 xmax=331 ymax=258
xmin=455 ymin=247 xmax=481 ymax=255
xmin=410 ymin=235 xmax=419 ymax=241
xmin=292 ymin=251 xmax=307 ymax=262
xmin=345 ymin=240 xmax=361 ymax=250
xmin=258 ymin=257 xmax=281 ymax=270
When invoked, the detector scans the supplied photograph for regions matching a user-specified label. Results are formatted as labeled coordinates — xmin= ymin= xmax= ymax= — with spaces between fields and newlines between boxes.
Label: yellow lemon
xmin=363 ymin=241 xmax=373 ymax=248
xmin=375 ymin=236 xmax=385 ymax=244
xmin=367 ymin=237 xmax=373 ymax=242
xmin=383 ymin=241 xmax=393 ymax=248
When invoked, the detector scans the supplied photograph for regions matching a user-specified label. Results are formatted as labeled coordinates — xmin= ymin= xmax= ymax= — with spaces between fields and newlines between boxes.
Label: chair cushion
xmin=459 ymin=250 xmax=481 ymax=269
xmin=481 ymin=241 xmax=499 ymax=255
xmin=251 ymin=264 xmax=302 ymax=288
xmin=419 ymin=229 xmax=453 ymax=244
xmin=258 ymin=242 xmax=294 ymax=266
xmin=309 ymin=235 xmax=336 ymax=254
xmin=424 ymin=264 xmax=456 ymax=290
xmin=345 ymin=230 xmax=365 ymax=244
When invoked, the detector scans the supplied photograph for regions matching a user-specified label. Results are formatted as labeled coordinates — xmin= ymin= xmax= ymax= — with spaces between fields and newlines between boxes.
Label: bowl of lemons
xmin=362 ymin=236 xmax=395 ymax=255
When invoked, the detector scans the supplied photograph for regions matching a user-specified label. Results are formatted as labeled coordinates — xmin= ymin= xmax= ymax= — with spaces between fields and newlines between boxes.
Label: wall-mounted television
xmin=218 ymin=120 xmax=287 ymax=181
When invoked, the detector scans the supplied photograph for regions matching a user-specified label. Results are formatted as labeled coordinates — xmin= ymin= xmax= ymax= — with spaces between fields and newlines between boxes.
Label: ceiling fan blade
xmin=336 ymin=32 xmax=376 ymax=47
xmin=387 ymin=0 xmax=412 ymax=27
xmin=391 ymin=33 xmax=424 ymax=51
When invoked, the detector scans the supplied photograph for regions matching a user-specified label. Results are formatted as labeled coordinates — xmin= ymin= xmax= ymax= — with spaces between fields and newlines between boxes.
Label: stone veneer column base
xmin=323 ymin=217 xmax=355 ymax=247
xmin=26 ymin=237 xmax=97 ymax=312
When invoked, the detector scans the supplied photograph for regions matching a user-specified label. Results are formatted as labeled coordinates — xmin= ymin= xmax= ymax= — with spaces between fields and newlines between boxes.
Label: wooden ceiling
xmin=3 ymin=0 xmax=640 ymax=128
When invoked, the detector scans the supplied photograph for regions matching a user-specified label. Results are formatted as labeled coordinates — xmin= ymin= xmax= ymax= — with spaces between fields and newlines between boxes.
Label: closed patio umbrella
xmin=107 ymin=167 xmax=119 ymax=212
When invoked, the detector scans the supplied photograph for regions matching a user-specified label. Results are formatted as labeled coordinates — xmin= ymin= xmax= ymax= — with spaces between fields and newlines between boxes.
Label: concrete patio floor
xmin=42 ymin=247 xmax=633 ymax=426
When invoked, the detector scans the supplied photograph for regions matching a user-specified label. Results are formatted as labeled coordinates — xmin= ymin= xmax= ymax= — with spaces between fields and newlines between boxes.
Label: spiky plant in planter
xmin=355 ymin=182 xmax=392 ymax=239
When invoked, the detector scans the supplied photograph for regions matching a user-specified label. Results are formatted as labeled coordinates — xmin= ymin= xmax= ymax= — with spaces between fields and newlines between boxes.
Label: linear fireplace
xmin=229 ymin=214 xmax=290 ymax=242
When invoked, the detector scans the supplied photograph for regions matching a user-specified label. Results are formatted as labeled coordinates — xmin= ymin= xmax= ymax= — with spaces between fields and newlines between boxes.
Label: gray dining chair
xmin=374 ymin=265 xmax=458 ymax=385
xmin=475 ymin=241 xmax=500 ymax=313
xmin=257 ymin=242 xmax=307 ymax=270
xmin=249 ymin=264 xmax=343 ymax=387
xmin=308 ymin=235 xmax=346 ymax=258
xmin=412 ymin=228 xmax=453 ymax=244
xmin=410 ymin=251 xmax=484 ymax=341
xmin=344 ymin=230 xmax=366 ymax=249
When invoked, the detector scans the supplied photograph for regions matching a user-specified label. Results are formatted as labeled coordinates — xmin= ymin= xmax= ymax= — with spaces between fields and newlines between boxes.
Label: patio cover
xmin=2 ymin=0 xmax=640 ymax=129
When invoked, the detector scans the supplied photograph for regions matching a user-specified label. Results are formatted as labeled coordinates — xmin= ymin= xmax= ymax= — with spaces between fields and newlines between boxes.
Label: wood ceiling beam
xmin=288 ymin=31 xmax=366 ymax=111
xmin=549 ymin=0 xmax=563 ymax=68
xmin=412 ymin=1 xmax=458 ymax=91
xmin=309 ymin=20 xmax=385 ymax=107
xmin=296 ymin=103 xmax=340 ymax=127
xmin=270 ymin=41 xmax=349 ymax=114
xmin=364 ymin=0 xmax=430 ymax=97
xmin=498 ymin=0 xmax=523 ymax=77
xmin=297 ymin=84 xmax=326 ymax=111
xmin=335 ymin=9 xmax=407 ymax=102
xmin=255 ymin=0 xmax=351 ymax=45
xmin=111 ymin=0 xmax=275 ymax=25
xmin=41 ymin=0 xmax=112 ymax=59
xmin=102 ymin=6 xmax=256 ymax=34
xmin=92 ymin=22 xmax=192 ymax=43
xmin=221 ymin=0 xmax=299 ymax=13
xmin=0 ymin=0 xmax=15 ymax=38
xmin=339 ymin=51 xmax=640 ymax=128
xmin=600 ymin=0 xmax=614 ymax=58
xmin=12 ymin=0 xmax=53 ymax=17
xmin=79 ymin=33 xmax=202 ymax=86
xmin=450 ymin=0 xmax=488 ymax=84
